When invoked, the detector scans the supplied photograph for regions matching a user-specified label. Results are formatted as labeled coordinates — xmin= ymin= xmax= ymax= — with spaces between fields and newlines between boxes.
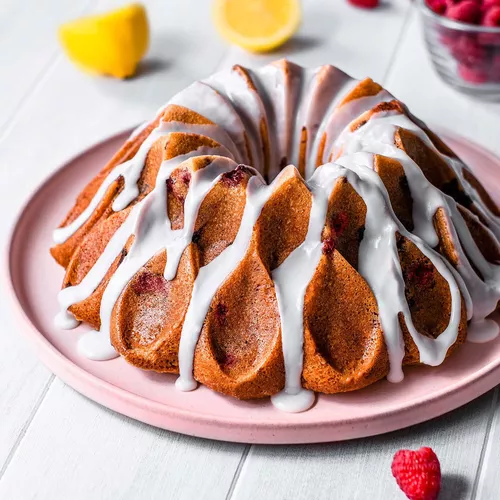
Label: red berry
xmin=426 ymin=0 xmax=447 ymax=14
xmin=406 ymin=262 xmax=435 ymax=287
xmin=347 ymin=0 xmax=379 ymax=8
xmin=132 ymin=272 xmax=167 ymax=295
xmin=482 ymin=0 xmax=500 ymax=12
xmin=214 ymin=303 xmax=228 ymax=325
xmin=391 ymin=447 xmax=441 ymax=500
xmin=331 ymin=211 xmax=349 ymax=237
xmin=458 ymin=62 xmax=489 ymax=83
xmin=221 ymin=165 xmax=250 ymax=187
xmin=322 ymin=237 xmax=336 ymax=256
xmin=483 ymin=6 xmax=500 ymax=25
xmin=446 ymin=0 xmax=481 ymax=23
xmin=181 ymin=170 xmax=191 ymax=185
xmin=451 ymin=35 xmax=487 ymax=66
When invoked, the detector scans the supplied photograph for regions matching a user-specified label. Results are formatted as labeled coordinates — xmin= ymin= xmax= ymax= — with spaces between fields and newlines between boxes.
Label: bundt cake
xmin=51 ymin=59 xmax=500 ymax=412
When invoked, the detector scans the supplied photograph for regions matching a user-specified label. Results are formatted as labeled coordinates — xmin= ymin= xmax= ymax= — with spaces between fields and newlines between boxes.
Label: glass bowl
xmin=419 ymin=0 xmax=500 ymax=100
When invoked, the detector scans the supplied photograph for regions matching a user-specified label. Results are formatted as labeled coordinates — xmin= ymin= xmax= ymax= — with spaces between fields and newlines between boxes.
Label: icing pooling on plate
xmin=53 ymin=61 xmax=500 ymax=413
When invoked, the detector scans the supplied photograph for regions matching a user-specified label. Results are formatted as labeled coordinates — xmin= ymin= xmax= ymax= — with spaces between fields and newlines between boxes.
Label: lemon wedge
xmin=59 ymin=3 xmax=149 ymax=79
xmin=213 ymin=0 xmax=301 ymax=53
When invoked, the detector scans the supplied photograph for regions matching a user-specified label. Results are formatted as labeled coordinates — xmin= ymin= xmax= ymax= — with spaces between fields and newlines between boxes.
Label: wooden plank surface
xmin=0 ymin=0 xmax=91 ymax=133
xmin=0 ymin=380 xmax=246 ymax=500
xmin=230 ymin=393 xmax=496 ymax=500
xmin=1 ymin=1 xmax=500 ymax=499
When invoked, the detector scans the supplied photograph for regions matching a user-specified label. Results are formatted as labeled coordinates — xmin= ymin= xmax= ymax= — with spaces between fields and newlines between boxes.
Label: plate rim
xmin=5 ymin=126 xmax=500 ymax=444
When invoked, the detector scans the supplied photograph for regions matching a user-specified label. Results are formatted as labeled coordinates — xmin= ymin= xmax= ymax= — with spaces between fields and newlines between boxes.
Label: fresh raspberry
xmin=166 ymin=177 xmax=175 ymax=193
xmin=221 ymin=165 xmax=250 ymax=188
xmin=132 ymin=272 xmax=167 ymax=294
xmin=322 ymin=237 xmax=336 ymax=256
xmin=218 ymin=352 xmax=237 ymax=368
xmin=406 ymin=262 xmax=434 ymax=287
xmin=482 ymin=0 xmax=500 ymax=12
xmin=483 ymin=6 xmax=500 ymax=25
xmin=491 ymin=54 xmax=500 ymax=81
xmin=214 ymin=303 xmax=228 ymax=325
xmin=331 ymin=211 xmax=349 ymax=237
xmin=451 ymin=35 xmax=486 ymax=66
xmin=181 ymin=170 xmax=191 ymax=185
xmin=446 ymin=0 xmax=481 ymax=23
xmin=347 ymin=0 xmax=379 ymax=8
xmin=458 ymin=62 xmax=489 ymax=83
xmin=391 ymin=447 xmax=441 ymax=500
xmin=425 ymin=0 xmax=447 ymax=15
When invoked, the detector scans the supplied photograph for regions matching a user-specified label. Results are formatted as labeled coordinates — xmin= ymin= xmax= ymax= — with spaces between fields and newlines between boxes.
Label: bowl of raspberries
xmin=421 ymin=0 xmax=500 ymax=98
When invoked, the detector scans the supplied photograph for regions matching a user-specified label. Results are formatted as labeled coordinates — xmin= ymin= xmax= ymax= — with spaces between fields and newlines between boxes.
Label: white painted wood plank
xmin=0 ymin=0 xmax=91 ymax=132
xmin=0 ymin=0 xmax=228 ymax=477
xmin=217 ymin=0 xmax=412 ymax=82
xmin=471 ymin=390 xmax=500 ymax=499
xmin=0 ymin=379 xmax=246 ymax=500
xmin=384 ymin=7 xmax=500 ymax=156
xmin=231 ymin=393 xmax=495 ymax=500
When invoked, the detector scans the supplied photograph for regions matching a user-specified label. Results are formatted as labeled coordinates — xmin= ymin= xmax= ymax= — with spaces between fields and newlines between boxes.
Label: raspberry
xmin=322 ymin=237 xmax=336 ymax=256
xmin=221 ymin=165 xmax=250 ymax=187
xmin=219 ymin=352 xmax=236 ymax=368
xmin=446 ymin=0 xmax=481 ymax=23
xmin=406 ymin=262 xmax=434 ymax=287
xmin=451 ymin=35 xmax=486 ymax=66
xmin=391 ymin=447 xmax=441 ymax=500
xmin=483 ymin=5 xmax=500 ymax=25
xmin=331 ymin=211 xmax=349 ymax=237
xmin=458 ymin=62 xmax=489 ymax=83
xmin=483 ymin=0 xmax=500 ymax=11
xmin=166 ymin=177 xmax=175 ymax=193
xmin=491 ymin=55 xmax=500 ymax=81
xmin=214 ymin=303 xmax=228 ymax=324
xmin=132 ymin=272 xmax=167 ymax=294
xmin=347 ymin=0 xmax=379 ymax=8
xmin=425 ymin=0 xmax=447 ymax=15
xmin=181 ymin=170 xmax=191 ymax=185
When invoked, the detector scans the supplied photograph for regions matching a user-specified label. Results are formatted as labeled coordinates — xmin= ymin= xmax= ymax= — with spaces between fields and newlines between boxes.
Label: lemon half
xmin=213 ymin=0 xmax=301 ymax=53
xmin=59 ymin=3 xmax=149 ymax=79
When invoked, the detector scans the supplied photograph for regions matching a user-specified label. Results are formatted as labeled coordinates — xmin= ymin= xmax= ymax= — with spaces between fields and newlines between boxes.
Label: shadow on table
xmin=440 ymin=473 xmax=469 ymax=500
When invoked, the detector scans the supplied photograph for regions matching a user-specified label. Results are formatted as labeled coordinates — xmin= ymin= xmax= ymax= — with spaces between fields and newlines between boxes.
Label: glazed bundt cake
xmin=51 ymin=59 xmax=500 ymax=412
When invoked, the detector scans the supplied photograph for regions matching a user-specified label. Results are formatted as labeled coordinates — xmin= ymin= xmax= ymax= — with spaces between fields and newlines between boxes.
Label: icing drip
xmin=176 ymin=168 xmax=286 ymax=392
xmin=204 ymin=67 xmax=267 ymax=173
xmin=271 ymin=165 xmax=346 ymax=412
xmin=467 ymin=318 xmax=500 ymax=343
xmin=52 ymin=61 xmax=500 ymax=412
xmin=56 ymin=148 xmax=232 ymax=357
xmin=335 ymin=110 xmax=500 ymax=332
xmin=336 ymin=156 xmax=464 ymax=381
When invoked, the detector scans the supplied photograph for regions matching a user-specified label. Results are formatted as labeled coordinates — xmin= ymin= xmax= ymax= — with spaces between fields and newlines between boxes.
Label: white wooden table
xmin=1 ymin=1 xmax=500 ymax=498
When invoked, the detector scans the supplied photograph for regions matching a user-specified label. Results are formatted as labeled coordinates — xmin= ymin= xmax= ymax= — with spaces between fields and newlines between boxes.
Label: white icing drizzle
xmin=52 ymin=61 xmax=500 ymax=412
xmin=169 ymin=81 xmax=249 ymax=164
xmin=336 ymin=155 xmax=464 ymax=381
xmin=204 ymin=66 xmax=267 ymax=173
xmin=335 ymin=110 xmax=500 ymax=330
xmin=176 ymin=169 xmax=289 ymax=392
xmin=467 ymin=318 xmax=500 ymax=343
xmin=271 ymin=165 xmax=346 ymax=412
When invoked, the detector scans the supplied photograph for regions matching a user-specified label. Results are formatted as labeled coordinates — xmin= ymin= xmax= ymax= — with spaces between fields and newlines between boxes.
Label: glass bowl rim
xmin=418 ymin=0 xmax=500 ymax=34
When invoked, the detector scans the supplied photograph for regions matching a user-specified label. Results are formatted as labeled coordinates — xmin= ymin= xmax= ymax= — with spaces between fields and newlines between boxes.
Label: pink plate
xmin=6 ymin=128 xmax=500 ymax=444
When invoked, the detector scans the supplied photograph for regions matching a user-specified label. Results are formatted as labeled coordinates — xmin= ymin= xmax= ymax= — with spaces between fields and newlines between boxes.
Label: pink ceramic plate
xmin=6 ymin=128 xmax=500 ymax=444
